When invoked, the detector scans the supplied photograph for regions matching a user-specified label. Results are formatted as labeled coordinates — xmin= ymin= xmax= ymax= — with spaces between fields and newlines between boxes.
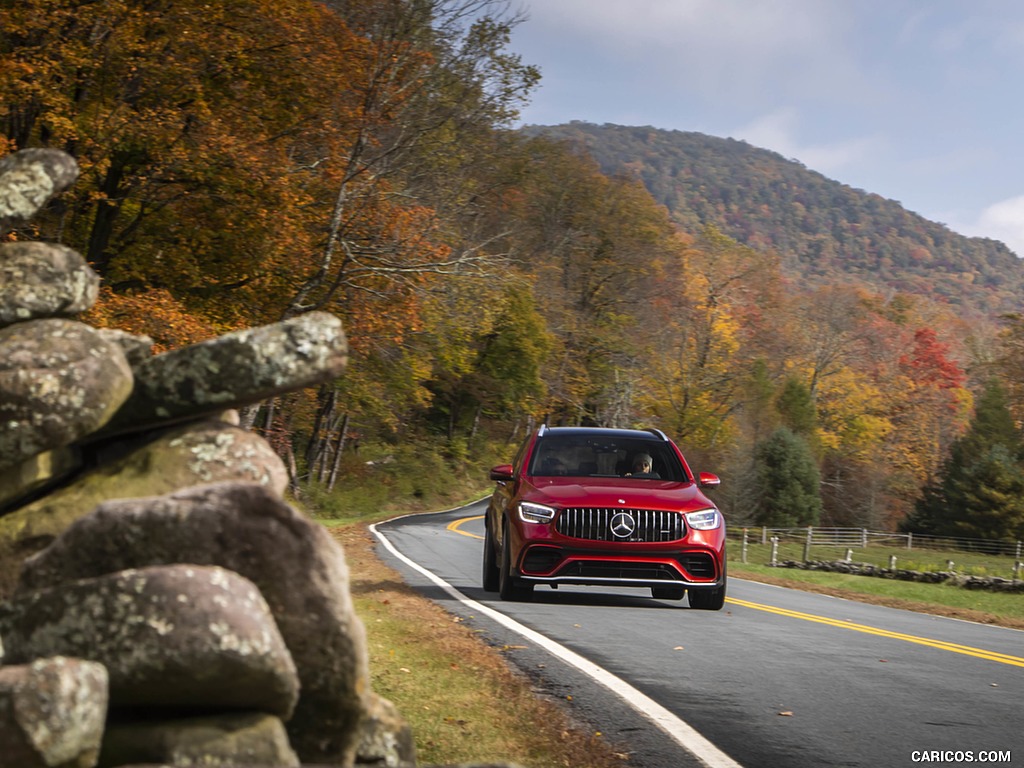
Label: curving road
xmin=373 ymin=501 xmax=1024 ymax=768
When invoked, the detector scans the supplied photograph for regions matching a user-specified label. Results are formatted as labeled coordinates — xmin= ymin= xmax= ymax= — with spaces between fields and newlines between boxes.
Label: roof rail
xmin=537 ymin=423 xmax=548 ymax=437
xmin=647 ymin=428 xmax=668 ymax=440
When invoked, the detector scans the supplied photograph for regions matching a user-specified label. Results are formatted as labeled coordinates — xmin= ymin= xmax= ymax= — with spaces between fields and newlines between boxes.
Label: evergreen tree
xmin=904 ymin=379 xmax=1024 ymax=539
xmin=776 ymin=377 xmax=817 ymax=437
xmin=751 ymin=427 xmax=823 ymax=527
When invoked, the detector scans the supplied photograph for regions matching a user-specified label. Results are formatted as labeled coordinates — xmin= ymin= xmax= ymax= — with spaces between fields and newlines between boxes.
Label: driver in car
xmin=627 ymin=453 xmax=660 ymax=479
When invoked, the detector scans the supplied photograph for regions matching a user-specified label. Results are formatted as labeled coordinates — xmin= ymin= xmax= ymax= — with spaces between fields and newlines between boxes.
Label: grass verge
xmin=728 ymin=560 xmax=1024 ymax=630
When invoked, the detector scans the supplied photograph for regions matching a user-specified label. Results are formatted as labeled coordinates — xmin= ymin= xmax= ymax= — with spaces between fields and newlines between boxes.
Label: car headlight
xmin=519 ymin=501 xmax=556 ymax=523
xmin=685 ymin=509 xmax=721 ymax=530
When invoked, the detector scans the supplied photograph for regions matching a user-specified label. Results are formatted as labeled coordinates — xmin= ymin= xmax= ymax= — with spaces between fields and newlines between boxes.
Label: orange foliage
xmin=82 ymin=287 xmax=224 ymax=353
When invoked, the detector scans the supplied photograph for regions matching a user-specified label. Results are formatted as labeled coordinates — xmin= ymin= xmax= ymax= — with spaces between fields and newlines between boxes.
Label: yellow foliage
xmin=815 ymin=367 xmax=893 ymax=459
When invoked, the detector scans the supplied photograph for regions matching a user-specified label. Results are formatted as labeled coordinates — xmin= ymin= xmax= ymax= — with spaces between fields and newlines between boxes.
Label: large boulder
xmin=0 ymin=418 xmax=288 ymax=597
xmin=0 ymin=446 xmax=81 ymax=512
xmin=102 ymin=312 xmax=348 ymax=433
xmin=0 ymin=656 xmax=108 ymax=768
xmin=0 ymin=318 xmax=133 ymax=471
xmin=99 ymin=712 xmax=299 ymax=768
xmin=0 ymin=148 xmax=79 ymax=227
xmin=355 ymin=692 xmax=417 ymax=768
xmin=19 ymin=481 xmax=371 ymax=766
xmin=0 ymin=241 xmax=100 ymax=328
xmin=0 ymin=564 xmax=299 ymax=718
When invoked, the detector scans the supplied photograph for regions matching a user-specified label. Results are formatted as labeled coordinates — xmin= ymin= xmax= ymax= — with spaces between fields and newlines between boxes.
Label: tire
xmin=498 ymin=520 xmax=533 ymax=601
xmin=651 ymin=585 xmax=686 ymax=600
xmin=482 ymin=518 xmax=500 ymax=592
xmin=688 ymin=570 xmax=727 ymax=610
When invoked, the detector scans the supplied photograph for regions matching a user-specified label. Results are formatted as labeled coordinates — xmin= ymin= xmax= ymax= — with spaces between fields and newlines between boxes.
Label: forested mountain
xmin=525 ymin=122 xmax=1024 ymax=318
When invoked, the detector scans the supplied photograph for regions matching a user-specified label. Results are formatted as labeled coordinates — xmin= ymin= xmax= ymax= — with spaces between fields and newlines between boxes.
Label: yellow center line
xmin=448 ymin=516 xmax=1023 ymax=668
xmin=726 ymin=597 xmax=1024 ymax=668
xmin=448 ymin=515 xmax=484 ymax=539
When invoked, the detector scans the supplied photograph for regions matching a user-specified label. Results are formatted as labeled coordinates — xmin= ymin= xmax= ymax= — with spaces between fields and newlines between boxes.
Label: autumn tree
xmin=638 ymin=226 xmax=779 ymax=455
xmin=992 ymin=313 xmax=1024 ymax=424
xmin=419 ymin=279 xmax=550 ymax=446
xmin=496 ymin=140 xmax=683 ymax=427
xmin=0 ymin=0 xmax=367 ymax=324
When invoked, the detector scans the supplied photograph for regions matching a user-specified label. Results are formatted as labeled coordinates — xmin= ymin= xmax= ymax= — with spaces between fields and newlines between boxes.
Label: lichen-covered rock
xmin=102 ymin=312 xmax=348 ymax=433
xmin=0 ymin=565 xmax=299 ymax=718
xmin=94 ymin=327 xmax=154 ymax=367
xmin=0 ymin=446 xmax=81 ymax=512
xmin=0 ymin=241 xmax=100 ymax=328
xmin=355 ymin=692 xmax=416 ymax=768
xmin=0 ymin=148 xmax=79 ymax=227
xmin=0 ymin=656 xmax=108 ymax=768
xmin=100 ymin=711 xmax=299 ymax=768
xmin=20 ymin=481 xmax=370 ymax=766
xmin=0 ymin=419 xmax=287 ymax=597
xmin=0 ymin=318 xmax=133 ymax=471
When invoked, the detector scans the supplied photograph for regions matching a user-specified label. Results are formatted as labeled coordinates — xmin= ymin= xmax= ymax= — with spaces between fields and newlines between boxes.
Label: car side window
xmin=511 ymin=436 xmax=530 ymax=474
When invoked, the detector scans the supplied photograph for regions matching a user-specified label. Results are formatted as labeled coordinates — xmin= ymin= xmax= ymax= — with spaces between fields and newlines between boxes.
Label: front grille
xmin=555 ymin=508 xmax=685 ymax=542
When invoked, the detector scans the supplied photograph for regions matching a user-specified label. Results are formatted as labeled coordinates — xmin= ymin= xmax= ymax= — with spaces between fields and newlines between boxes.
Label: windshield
xmin=528 ymin=436 xmax=688 ymax=482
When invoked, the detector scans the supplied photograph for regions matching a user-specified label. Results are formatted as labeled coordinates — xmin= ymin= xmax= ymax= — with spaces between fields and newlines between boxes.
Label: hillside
xmin=523 ymin=122 xmax=1024 ymax=317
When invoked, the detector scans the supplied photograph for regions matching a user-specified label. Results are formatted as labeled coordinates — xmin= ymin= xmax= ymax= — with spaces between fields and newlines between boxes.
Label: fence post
xmin=862 ymin=528 xmax=868 ymax=548
xmin=803 ymin=527 xmax=813 ymax=562
xmin=907 ymin=532 xmax=913 ymax=551
xmin=770 ymin=536 xmax=779 ymax=566
xmin=742 ymin=528 xmax=749 ymax=564
xmin=762 ymin=526 xmax=767 ymax=545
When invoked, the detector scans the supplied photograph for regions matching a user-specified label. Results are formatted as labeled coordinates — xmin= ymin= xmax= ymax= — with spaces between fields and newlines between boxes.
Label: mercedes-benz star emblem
xmin=610 ymin=511 xmax=636 ymax=538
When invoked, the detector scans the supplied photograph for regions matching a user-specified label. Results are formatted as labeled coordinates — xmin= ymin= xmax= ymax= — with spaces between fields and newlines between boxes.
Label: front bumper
xmin=516 ymin=543 xmax=725 ymax=589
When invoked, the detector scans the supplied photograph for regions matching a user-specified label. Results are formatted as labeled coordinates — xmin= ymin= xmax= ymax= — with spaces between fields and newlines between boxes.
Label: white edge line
xmin=369 ymin=516 xmax=743 ymax=768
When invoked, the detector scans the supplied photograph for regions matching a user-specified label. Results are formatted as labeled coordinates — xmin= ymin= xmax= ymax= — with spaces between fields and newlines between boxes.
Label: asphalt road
xmin=373 ymin=500 xmax=1024 ymax=768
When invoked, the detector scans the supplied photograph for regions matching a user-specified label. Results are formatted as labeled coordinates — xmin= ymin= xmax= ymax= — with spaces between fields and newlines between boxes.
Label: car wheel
xmin=482 ymin=518 xmax=500 ymax=592
xmin=651 ymin=585 xmax=686 ymax=600
xmin=498 ymin=519 xmax=533 ymax=601
xmin=688 ymin=573 xmax=727 ymax=610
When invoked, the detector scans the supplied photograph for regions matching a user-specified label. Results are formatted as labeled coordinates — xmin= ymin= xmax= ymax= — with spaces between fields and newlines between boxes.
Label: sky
xmin=507 ymin=0 xmax=1024 ymax=256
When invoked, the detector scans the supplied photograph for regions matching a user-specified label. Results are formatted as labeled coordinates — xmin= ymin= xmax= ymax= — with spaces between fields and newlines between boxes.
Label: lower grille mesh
xmin=555 ymin=508 xmax=685 ymax=542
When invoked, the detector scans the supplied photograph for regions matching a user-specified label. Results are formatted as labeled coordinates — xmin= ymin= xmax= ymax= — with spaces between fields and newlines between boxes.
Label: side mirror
xmin=489 ymin=464 xmax=515 ymax=482
xmin=698 ymin=472 xmax=721 ymax=489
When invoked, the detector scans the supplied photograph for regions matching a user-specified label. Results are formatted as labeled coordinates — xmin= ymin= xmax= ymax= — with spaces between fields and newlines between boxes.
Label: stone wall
xmin=771 ymin=559 xmax=1024 ymax=592
xmin=0 ymin=148 xmax=516 ymax=768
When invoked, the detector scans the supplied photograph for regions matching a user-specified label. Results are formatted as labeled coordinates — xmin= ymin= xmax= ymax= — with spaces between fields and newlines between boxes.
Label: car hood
xmin=526 ymin=477 xmax=712 ymax=510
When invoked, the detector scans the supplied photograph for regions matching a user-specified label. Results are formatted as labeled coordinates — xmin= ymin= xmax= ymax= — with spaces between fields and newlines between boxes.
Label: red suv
xmin=483 ymin=426 xmax=726 ymax=609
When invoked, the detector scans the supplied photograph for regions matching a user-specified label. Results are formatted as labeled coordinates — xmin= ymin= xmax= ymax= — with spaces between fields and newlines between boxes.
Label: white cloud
xmin=974 ymin=196 xmax=1024 ymax=257
xmin=731 ymin=108 xmax=881 ymax=175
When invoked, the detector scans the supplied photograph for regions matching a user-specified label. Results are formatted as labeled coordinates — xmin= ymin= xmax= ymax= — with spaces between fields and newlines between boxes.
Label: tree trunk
xmin=327 ymin=413 xmax=350 ymax=492
xmin=306 ymin=385 xmax=336 ymax=477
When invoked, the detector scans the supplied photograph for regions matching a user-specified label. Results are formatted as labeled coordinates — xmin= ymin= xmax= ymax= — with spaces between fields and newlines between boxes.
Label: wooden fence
xmin=728 ymin=526 xmax=1024 ymax=579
